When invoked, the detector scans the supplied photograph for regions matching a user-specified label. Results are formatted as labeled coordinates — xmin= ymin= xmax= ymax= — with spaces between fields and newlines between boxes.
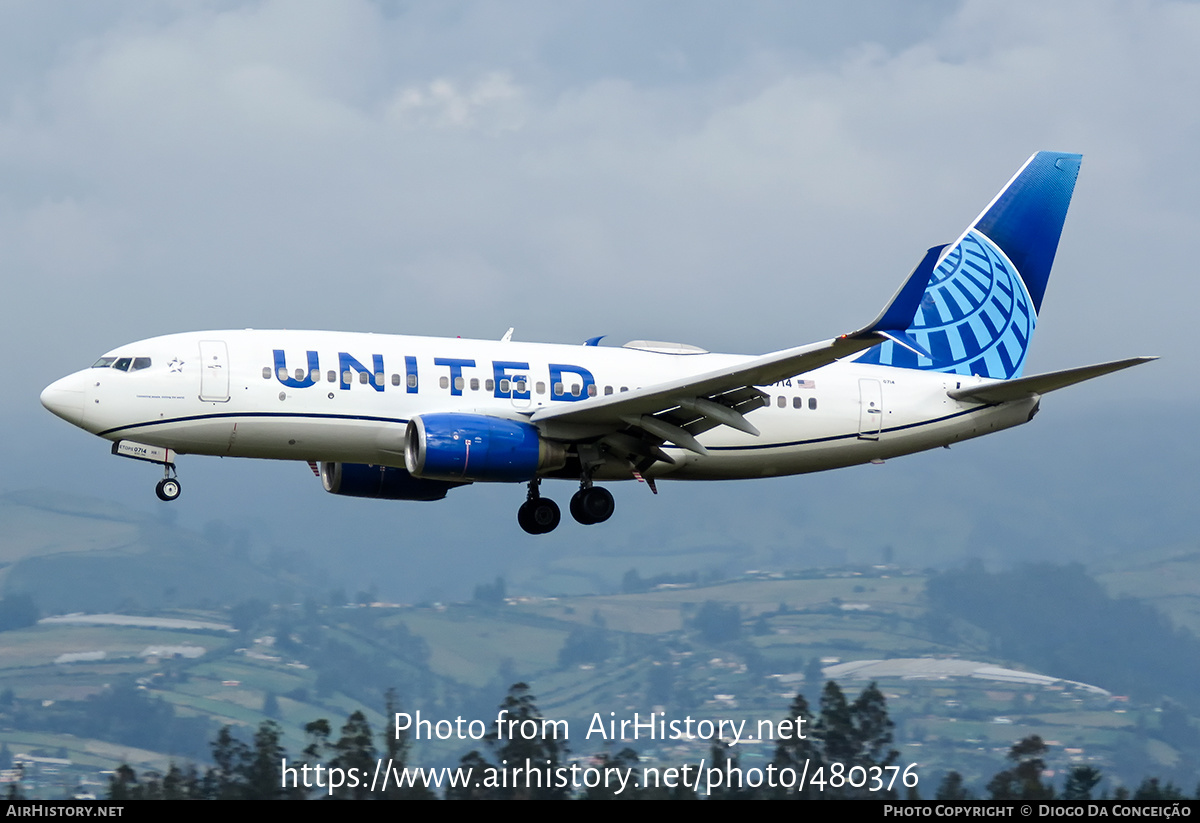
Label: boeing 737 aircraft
xmin=42 ymin=152 xmax=1153 ymax=533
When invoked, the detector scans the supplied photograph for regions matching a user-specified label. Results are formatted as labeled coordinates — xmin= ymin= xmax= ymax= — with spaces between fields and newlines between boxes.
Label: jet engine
xmin=320 ymin=462 xmax=463 ymax=501
xmin=405 ymin=413 xmax=566 ymax=482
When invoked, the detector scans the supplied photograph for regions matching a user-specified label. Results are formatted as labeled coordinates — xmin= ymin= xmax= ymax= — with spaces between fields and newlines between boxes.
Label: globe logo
xmin=857 ymin=229 xmax=1035 ymax=380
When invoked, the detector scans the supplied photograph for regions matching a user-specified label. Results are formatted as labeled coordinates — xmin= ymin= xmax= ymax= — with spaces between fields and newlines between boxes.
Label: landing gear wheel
xmin=517 ymin=498 xmax=560 ymax=534
xmin=155 ymin=477 xmax=181 ymax=502
xmin=570 ymin=486 xmax=614 ymax=525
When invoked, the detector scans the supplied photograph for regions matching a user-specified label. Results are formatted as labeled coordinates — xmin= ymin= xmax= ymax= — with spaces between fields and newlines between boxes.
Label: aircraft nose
xmin=41 ymin=374 xmax=86 ymax=427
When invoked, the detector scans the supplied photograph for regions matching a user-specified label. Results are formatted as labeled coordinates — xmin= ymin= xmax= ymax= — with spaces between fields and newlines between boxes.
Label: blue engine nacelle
xmin=405 ymin=413 xmax=567 ymax=482
xmin=320 ymin=462 xmax=464 ymax=501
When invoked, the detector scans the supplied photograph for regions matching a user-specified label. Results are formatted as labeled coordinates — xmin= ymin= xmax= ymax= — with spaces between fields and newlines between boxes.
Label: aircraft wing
xmin=530 ymin=334 xmax=881 ymax=454
xmin=530 ymin=246 xmax=945 ymax=458
xmin=947 ymin=357 xmax=1157 ymax=404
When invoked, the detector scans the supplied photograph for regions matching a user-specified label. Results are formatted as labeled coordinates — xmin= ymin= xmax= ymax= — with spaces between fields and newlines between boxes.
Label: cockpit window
xmin=92 ymin=357 xmax=116 ymax=368
xmin=113 ymin=357 xmax=133 ymax=372
xmin=130 ymin=357 xmax=151 ymax=371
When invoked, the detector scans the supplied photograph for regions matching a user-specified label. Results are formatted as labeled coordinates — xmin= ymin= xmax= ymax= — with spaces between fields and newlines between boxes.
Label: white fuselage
xmin=43 ymin=329 xmax=1034 ymax=483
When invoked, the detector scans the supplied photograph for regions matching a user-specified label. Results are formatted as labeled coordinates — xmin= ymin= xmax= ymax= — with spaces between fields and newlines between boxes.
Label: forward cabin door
xmin=199 ymin=340 xmax=230 ymax=402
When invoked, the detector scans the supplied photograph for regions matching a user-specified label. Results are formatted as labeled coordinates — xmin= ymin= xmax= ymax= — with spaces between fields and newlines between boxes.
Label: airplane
xmin=41 ymin=151 xmax=1154 ymax=534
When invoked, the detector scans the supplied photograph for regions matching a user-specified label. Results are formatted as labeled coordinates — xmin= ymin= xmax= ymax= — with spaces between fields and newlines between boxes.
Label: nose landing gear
xmin=154 ymin=462 xmax=182 ymax=502
xmin=155 ymin=476 xmax=182 ymax=501
xmin=111 ymin=441 xmax=182 ymax=502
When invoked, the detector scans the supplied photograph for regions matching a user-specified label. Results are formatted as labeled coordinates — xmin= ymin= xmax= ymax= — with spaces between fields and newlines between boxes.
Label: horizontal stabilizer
xmin=948 ymin=357 xmax=1157 ymax=403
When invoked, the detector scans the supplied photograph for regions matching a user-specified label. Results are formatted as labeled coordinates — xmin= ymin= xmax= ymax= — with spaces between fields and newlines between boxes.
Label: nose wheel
xmin=155 ymin=477 xmax=182 ymax=501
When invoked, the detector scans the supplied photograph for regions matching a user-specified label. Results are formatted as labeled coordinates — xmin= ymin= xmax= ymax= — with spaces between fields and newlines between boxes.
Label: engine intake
xmin=405 ymin=413 xmax=566 ymax=482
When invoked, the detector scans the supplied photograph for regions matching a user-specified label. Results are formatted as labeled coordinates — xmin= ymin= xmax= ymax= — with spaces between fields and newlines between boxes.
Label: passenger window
xmin=587 ymin=384 xmax=597 ymax=397
xmin=553 ymin=382 xmax=563 ymax=397
xmin=487 ymin=379 xmax=496 ymax=392
xmin=499 ymin=379 xmax=510 ymax=393
xmin=359 ymin=372 xmax=369 ymax=385
xmin=327 ymin=371 xmax=336 ymax=383
xmin=131 ymin=358 xmax=151 ymax=371
xmin=470 ymin=378 xmax=480 ymax=391
xmin=571 ymin=384 xmax=581 ymax=397
xmin=536 ymin=382 xmax=546 ymax=395
xmin=375 ymin=372 xmax=384 ymax=385
xmin=620 ymin=387 xmax=628 ymax=393
xmin=793 ymin=397 xmax=802 ymax=409
xmin=439 ymin=376 xmax=449 ymax=389
xmin=278 ymin=367 xmax=289 ymax=381
xmin=454 ymin=377 xmax=465 ymax=391
xmin=777 ymin=396 xmax=786 ymax=408
xmin=342 ymin=370 xmax=352 ymax=384
xmin=516 ymin=380 xmax=527 ymax=393
xmin=309 ymin=369 xmax=319 ymax=382
xmin=391 ymin=374 xmax=400 ymax=386
xmin=262 ymin=367 xmax=271 ymax=380
xmin=407 ymin=374 xmax=418 ymax=388
xmin=295 ymin=368 xmax=306 ymax=381
xmin=809 ymin=397 xmax=817 ymax=410
xmin=604 ymin=386 xmax=613 ymax=396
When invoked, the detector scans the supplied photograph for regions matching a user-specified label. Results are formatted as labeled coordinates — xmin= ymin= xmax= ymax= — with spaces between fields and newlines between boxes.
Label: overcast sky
xmin=3 ymin=1 xmax=1195 ymax=601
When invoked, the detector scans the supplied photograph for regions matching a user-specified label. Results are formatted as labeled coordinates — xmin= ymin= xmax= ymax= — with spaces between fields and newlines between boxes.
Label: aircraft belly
xmin=106 ymin=413 xmax=407 ymax=465
xmin=642 ymin=400 xmax=1035 ymax=481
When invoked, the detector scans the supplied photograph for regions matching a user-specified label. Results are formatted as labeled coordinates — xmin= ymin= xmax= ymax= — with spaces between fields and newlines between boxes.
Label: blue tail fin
xmin=856 ymin=152 xmax=1082 ymax=379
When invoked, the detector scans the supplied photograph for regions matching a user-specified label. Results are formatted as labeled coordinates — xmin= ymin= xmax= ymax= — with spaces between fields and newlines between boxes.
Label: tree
xmin=473 ymin=576 xmax=506 ymax=606
xmin=987 ymin=735 xmax=1054 ymax=800
xmin=382 ymin=689 xmax=432 ymax=799
xmin=243 ymin=720 xmax=288 ymax=799
xmin=690 ymin=601 xmax=742 ymax=643
xmin=483 ymin=683 xmax=569 ymax=799
xmin=1133 ymin=778 xmax=1186 ymax=800
xmin=583 ymin=748 xmax=640 ymax=799
xmin=849 ymin=682 xmax=899 ymax=771
xmin=209 ymin=725 xmax=250 ymax=799
xmin=771 ymin=691 xmax=821 ymax=798
xmin=707 ymin=741 xmax=750 ymax=799
xmin=936 ymin=770 xmax=973 ymax=800
xmin=773 ymin=681 xmax=898 ymax=799
xmin=329 ymin=711 xmax=377 ymax=800
xmin=1062 ymin=765 xmax=1102 ymax=800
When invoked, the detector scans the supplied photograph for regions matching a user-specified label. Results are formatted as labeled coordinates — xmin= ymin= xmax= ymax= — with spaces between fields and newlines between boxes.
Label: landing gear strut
xmin=517 ymin=478 xmax=560 ymax=534
xmin=155 ymin=473 xmax=181 ymax=502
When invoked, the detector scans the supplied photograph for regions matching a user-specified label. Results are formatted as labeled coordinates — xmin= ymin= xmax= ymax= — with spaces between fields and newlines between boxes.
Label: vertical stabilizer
xmin=856 ymin=152 xmax=1082 ymax=379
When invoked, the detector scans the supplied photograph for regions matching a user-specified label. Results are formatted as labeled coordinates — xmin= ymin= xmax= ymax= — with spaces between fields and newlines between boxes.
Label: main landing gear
xmin=516 ymin=477 xmax=615 ymax=534
xmin=517 ymin=478 xmax=560 ymax=535
xmin=570 ymin=483 xmax=614 ymax=525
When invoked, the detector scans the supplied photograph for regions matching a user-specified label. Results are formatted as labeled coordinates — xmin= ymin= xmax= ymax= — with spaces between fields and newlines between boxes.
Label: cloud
xmin=4 ymin=1 xmax=1191 ymax=594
